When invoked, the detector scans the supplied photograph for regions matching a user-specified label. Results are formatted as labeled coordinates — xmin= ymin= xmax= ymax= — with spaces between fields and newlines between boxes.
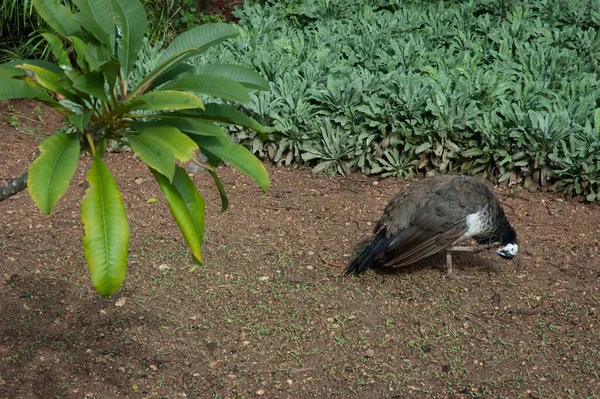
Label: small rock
xmin=158 ymin=264 xmax=170 ymax=271
xmin=365 ymin=349 xmax=374 ymax=357
xmin=306 ymin=265 xmax=314 ymax=270
xmin=258 ymin=276 xmax=269 ymax=281
xmin=115 ymin=297 xmax=126 ymax=307
xmin=256 ymin=390 xmax=265 ymax=396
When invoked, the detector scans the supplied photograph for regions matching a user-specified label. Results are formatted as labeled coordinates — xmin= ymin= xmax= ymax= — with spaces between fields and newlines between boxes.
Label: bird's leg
xmin=444 ymin=251 xmax=472 ymax=280
xmin=444 ymin=242 xmax=499 ymax=280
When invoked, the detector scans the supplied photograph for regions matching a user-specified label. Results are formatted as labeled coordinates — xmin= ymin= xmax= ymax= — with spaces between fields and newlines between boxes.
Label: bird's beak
xmin=495 ymin=243 xmax=518 ymax=260
xmin=496 ymin=249 xmax=515 ymax=259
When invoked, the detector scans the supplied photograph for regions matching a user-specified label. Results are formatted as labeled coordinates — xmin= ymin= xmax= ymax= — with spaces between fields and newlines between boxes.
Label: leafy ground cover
xmin=185 ymin=0 xmax=600 ymax=199
xmin=1 ymin=100 xmax=599 ymax=398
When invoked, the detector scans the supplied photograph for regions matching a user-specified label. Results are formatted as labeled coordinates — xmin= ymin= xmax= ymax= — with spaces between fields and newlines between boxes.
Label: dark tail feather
xmin=345 ymin=232 xmax=391 ymax=275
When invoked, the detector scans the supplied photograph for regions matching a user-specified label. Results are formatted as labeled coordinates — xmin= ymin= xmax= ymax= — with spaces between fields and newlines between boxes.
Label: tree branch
xmin=0 ymin=170 xmax=28 ymax=202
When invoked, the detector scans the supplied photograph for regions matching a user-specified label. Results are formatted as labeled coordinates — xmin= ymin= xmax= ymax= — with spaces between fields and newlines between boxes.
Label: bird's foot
xmin=444 ymin=272 xmax=473 ymax=281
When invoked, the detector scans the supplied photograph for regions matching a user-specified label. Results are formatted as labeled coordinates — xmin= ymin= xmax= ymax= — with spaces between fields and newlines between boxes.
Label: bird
xmin=345 ymin=174 xmax=518 ymax=278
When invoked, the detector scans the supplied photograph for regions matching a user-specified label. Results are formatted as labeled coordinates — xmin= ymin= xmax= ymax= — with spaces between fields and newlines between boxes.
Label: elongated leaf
xmin=69 ymin=36 xmax=89 ymax=74
xmin=163 ymin=74 xmax=250 ymax=103
xmin=33 ymin=0 xmax=83 ymax=39
xmin=132 ymin=90 xmax=205 ymax=111
xmin=72 ymin=0 xmax=114 ymax=47
xmin=147 ymin=63 xmax=193 ymax=91
xmin=128 ymin=134 xmax=176 ymax=181
xmin=72 ymin=12 xmax=111 ymax=48
xmin=152 ymin=166 xmax=205 ymax=263
xmin=193 ymin=135 xmax=269 ymax=192
xmin=111 ymin=0 xmax=147 ymax=77
xmin=0 ymin=66 xmax=26 ymax=78
xmin=189 ymin=64 xmax=269 ymax=91
xmin=18 ymin=64 xmax=80 ymax=103
xmin=84 ymin=43 xmax=110 ymax=72
xmin=133 ymin=119 xmax=225 ymax=137
xmin=101 ymin=59 xmax=121 ymax=93
xmin=131 ymin=49 xmax=198 ymax=96
xmin=0 ymin=77 xmax=55 ymax=103
xmin=68 ymin=110 xmax=94 ymax=133
xmin=158 ymin=23 xmax=238 ymax=65
xmin=3 ymin=59 xmax=64 ymax=75
xmin=41 ymin=33 xmax=71 ymax=67
xmin=208 ymin=169 xmax=228 ymax=212
xmin=161 ymin=103 xmax=265 ymax=134
xmin=81 ymin=156 xmax=130 ymax=296
xmin=73 ymin=71 xmax=108 ymax=100
xmin=136 ymin=125 xmax=198 ymax=162
xmin=28 ymin=133 xmax=80 ymax=215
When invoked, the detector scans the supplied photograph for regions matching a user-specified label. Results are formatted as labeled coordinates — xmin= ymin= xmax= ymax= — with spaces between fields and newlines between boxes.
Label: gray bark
xmin=0 ymin=170 xmax=28 ymax=202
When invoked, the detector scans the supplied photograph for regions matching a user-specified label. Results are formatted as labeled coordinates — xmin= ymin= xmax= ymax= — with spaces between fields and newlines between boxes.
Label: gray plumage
xmin=346 ymin=174 xmax=518 ymax=275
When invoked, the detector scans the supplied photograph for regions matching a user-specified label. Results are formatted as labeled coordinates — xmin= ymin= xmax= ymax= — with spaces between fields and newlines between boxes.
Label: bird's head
xmin=496 ymin=226 xmax=518 ymax=260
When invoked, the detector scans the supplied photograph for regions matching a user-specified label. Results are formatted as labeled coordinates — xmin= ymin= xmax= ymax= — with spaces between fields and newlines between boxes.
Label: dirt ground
xmin=1 ymin=98 xmax=600 ymax=399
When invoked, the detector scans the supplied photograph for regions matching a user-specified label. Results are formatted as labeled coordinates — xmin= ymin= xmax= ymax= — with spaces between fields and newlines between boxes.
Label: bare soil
xmin=1 ymin=100 xmax=599 ymax=399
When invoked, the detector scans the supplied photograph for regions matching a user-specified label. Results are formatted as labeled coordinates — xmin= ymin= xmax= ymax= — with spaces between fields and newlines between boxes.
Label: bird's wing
xmin=380 ymin=181 xmax=476 ymax=267
xmin=382 ymin=221 xmax=467 ymax=268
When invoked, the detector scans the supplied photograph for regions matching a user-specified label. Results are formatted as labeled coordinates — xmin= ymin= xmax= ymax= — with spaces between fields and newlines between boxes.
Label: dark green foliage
xmin=143 ymin=0 xmax=223 ymax=44
xmin=184 ymin=0 xmax=600 ymax=199
xmin=0 ymin=0 xmax=48 ymax=62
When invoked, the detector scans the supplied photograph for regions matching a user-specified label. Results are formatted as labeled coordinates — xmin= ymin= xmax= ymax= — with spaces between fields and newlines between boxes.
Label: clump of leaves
xmin=301 ymin=120 xmax=354 ymax=175
xmin=0 ymin=0 xmax=269 ymax=296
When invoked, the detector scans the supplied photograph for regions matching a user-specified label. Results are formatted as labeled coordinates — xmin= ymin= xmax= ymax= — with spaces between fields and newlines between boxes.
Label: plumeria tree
xmin=0 ymin=0 xmax=270 ymax=296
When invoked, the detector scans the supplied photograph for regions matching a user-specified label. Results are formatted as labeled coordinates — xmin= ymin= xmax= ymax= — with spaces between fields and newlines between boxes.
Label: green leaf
xmin=81 ymin=156 xmax=130 ymax=296
xmin=176 ymin=64 xmax=270 ymax=91
xmin=132 ymin=90 xmax=205 ymax=111
xmin=17 ymin=64 xmax=79 ymax=103
xmin=27 ymin=133 xmax=80 ymax=215
xmin=192 ymin=135 xmax=269 ymax=192
xmin=73 ymin=70 xmax=108 ymax=100
xmin=134 ymin=119 xmax=225 ymax=138
xmin=72 ymin=12 xmax=112 ymax=48
xmin=595 ymin=108 xmax=600 ymax=134
xmin=68 ymin=110 xmax=94 ymax=132
xmin=131 ymin=49 xmax=198 ymax=96
xmin=84 ymin=43 xmax=110 ymax=72
xmin=0 ymin=76 xmax=56 ymax=103
xmin=68 ymin=36 xmax=90 ymax=74
xmin=101 ymin=59 xmax=121 ymax=93
xmin=135 ymin=125 xmax=198 ymax=163
xmin=41 ymin=33 xmax=71 ymax=67
xmin=158 ymin=23 xmax=239 ymax=65
xmin=415 ymin=142 xmax=432 ymax=154
xmin=72 ymin=0 xmax=115 ymax=47
xmin=162 ymin=103 xmax=265 ymax=134
xmin=111 ymin=0 xmax=147 ymax=77
xmin=163 ymin=74 xmax=250 ymax=103
xmin=0 ymin=66 xmax=26 ymax=78
xmin=461 ymin=148 xmax=484 ymax=157
xmin=33 ymin=0 xmax=83 ymax=39
xmin=152 ymin=166 xmax=205 ymax=263
xmin=128 ymin=134 xmax=176 ymax=182
xmin=96 ymin=138 xmax=109 ymax=157
xmin=208 ymin=169 xmax=228 ymax=212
